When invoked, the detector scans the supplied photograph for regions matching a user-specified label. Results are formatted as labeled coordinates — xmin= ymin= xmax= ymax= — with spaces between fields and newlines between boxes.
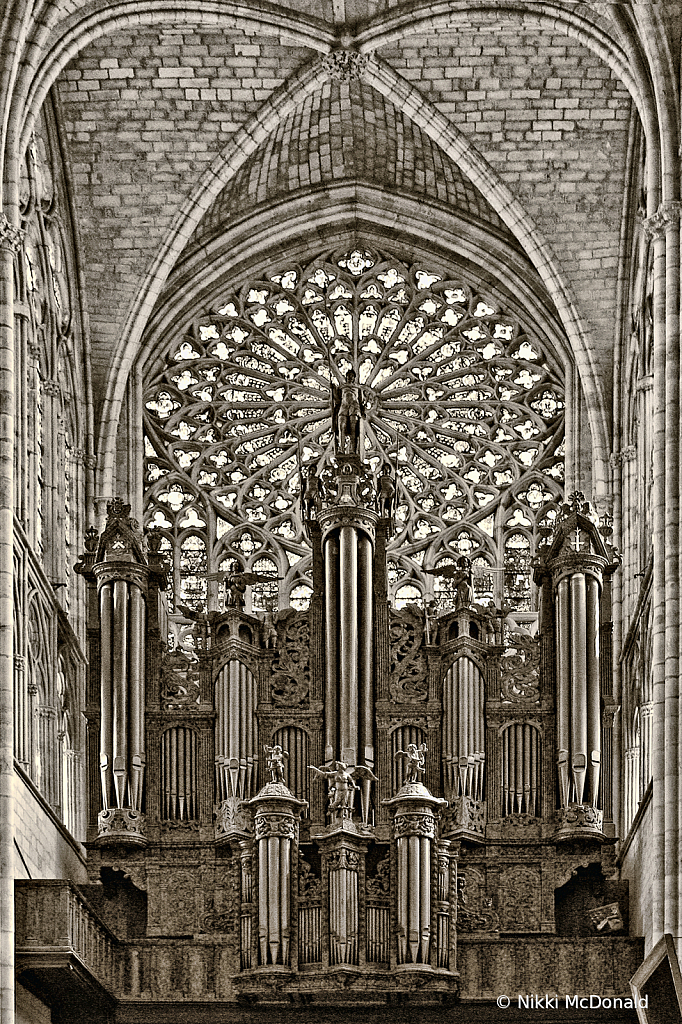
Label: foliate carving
xmin=254 ymin=812 xmax=296 ymax=840
xmin=97 ymin=807 xmax=146 ymax=844
xmin=457 ymin=872 xmax=500 ymax=933
xmin=644 ymin=200 xmax=682 ymax=240
xmin=270 ymin=611 xmax=310 ymax=707
xmin=449 ymin=796 xmax=486 ymax=837
xmin=388 ymin=609 xmax=427 ymax=702
xmin=201 ymin=910 xmax=234 ymax=932
xmin=321 ymin=49 xmax=369 ymax=81
xmin=160 ymin=650 xmax=201 ymax=709
xmin=160 ymin=819 xmax=200 ymax=834
xmin=499 ymin=867 xmax=541 ymax=932
xmin=500 ymin=634 xmax=540 ymax=703
xmin=215 ymin=796 xmax=252 ymax=839
xmin=393 ymin=812 xmax=437 ymax=839
xmin=0 ymin=214 xmax=24 ymax=254
xmin=327 ymin=848 xmax=361 ymax=871
xmin=553 ymin=803 xmax=604 ymax=835
xmin=504 ymin=812 xmax=537 ymax=827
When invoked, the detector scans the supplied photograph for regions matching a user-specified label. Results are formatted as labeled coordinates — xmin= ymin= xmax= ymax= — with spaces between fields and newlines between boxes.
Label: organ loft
xmin=14 ymin=276 xmax=643 ymax=1018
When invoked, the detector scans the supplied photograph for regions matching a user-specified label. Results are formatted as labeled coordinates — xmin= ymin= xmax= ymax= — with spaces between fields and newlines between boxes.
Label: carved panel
xmin=457 ymin=868 xmax=500 ymax=933
xmin=499 ymin=866 xmax=541 ymax=932
xmin=160 ymin=650 xmax=201 ymax=709
xmin=270 ymin=610 xmax=310 ymax=707
xmin=388 ymin=609 xmax=427 ymax=702
xmin=499 ymin=634 xmax=540 ymax=703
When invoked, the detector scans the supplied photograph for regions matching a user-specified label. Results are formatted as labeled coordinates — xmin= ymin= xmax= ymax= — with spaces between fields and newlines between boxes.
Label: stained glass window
xmin=144 ymin=247 xmax=564 ymax=613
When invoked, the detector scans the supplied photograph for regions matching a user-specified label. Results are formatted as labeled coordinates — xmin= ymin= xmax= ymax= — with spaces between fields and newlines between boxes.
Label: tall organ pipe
xmin=442 ymin=657 xmax=485 ymax=802
xmin=96 ymin=572 xmax=146 ymax=814
xmin=215 ymin=660 xmax=258 ymax=801
xmin=320 ymin=509 xmax=376 ymax=817
xmin=552 ymin=567 xmax=603 ymax=811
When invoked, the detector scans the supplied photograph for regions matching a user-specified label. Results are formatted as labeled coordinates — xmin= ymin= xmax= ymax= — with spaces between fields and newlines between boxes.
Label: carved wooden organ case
xmin=76 ymin=484 xmax=620 ymax=1002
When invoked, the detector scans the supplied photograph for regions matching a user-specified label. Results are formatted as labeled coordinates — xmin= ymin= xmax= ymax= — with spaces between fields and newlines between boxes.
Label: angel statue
xmin=205 ymin=567 xmax=280 ymax=609
xmin=331 ymin=368 xmax=370 ymax=455
xmin=308 ymin=760 xmax=378 ymax=822
xmin=264 ymin=744 xmax=289 ymax=785
xmin=394 ymin=742 xmax=427 ymax=785
xmin=425 ymin=555 xmax=473 ymax=608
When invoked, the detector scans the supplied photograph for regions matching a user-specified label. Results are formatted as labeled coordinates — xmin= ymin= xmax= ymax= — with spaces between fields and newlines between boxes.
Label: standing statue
xmin=205 ymin=567 xmax=279 ymax=609
xmin=377 ymin=464 xmax=396 ymax=518
xmin=394 ymin=742 xmax=428 ymax=785
xmin=264 ymin=744 xmax=289 ymax=785
xmin=331 ymin=369 xmax=369 ymax=455
xmin=308 ymin=760 xmax=378 ymax=819
xmin=301 ymin=462 xmax=324 ymax=519
xmin=425 ymin=555 xmax=473 ymax=608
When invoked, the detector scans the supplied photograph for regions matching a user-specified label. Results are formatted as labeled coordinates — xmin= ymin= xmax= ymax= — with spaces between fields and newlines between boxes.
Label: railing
xmin=15 ymin=880 xmax=117 ymax=992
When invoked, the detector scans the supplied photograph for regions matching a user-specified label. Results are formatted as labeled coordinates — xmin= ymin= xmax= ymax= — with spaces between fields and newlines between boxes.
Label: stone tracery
xmin=144 ymin=246 xmax=564 ymax=613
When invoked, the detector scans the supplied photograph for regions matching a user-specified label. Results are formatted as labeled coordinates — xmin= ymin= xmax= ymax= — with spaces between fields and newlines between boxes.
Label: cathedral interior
xmin=3 ymin=2 xmax=682 ymax=1022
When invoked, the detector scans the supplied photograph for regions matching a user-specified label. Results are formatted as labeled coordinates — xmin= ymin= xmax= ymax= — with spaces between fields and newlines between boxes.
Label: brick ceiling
xmin=52 ymin=4 xmax=633 ymax=421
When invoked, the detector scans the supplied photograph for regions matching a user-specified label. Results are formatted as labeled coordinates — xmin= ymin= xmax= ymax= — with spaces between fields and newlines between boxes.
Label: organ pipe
xmin=501 ymin=723 xmax=541 ymax=817
xmin=95 ymin=569 xmax=147 ymax=820
xmin=442 ymin=657 xmax=485 ymax=802
xmin=320 ymin=502 xmax=377 ymax=822
xmin=215 ymin=660 xmax=257 ymax=801
xmin=161 ymin=727 xmax=198 ymax=821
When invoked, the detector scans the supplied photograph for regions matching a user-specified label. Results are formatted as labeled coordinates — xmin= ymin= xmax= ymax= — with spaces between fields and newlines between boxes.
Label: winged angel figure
xmin=205 ymin=568 xmax=280 ymax=609
xmin=394 ymin=742 xmax=428 ymax=785
xmin=309 ymin=760 xmax=378 ymax=820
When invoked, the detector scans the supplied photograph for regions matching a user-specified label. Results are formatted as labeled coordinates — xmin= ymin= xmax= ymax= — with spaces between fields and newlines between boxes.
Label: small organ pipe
xmin=420 ymin=835 xmax=430 ymax=963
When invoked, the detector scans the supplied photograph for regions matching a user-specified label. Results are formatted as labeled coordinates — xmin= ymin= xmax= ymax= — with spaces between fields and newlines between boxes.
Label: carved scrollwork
xmin=254 ymin=812 xmax=296 ymax=840
xmin=393 ymin=812 xmax=437 ymax=839
xmin=214 ymin=796 xmax=252 ymax=839
xmin=270 ymin=610 xmax=310 ymax=706
xmin=499 ymin=866 xmax=541 ymax=932
xmin=160 ymin=650 xmax=201 ymax=709
xmin=553 ymin=803 xmax=604 ymax=835
xmin=388 ymin=609 xmax=428 ymax=702
xmin=499 ymin=634 xmax=540 ymax=703
xmin=457 ymin=872 xmax=500 ymax=933
xmin=271 ymin=673 xmax=309 ymax=708
xmin=97 ymin=807 xmax=146 ymax=844
xmin=449 ymin=795 xmax=486 ymax=837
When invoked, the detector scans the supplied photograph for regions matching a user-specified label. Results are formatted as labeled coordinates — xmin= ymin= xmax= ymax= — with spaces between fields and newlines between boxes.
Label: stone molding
xmin=644 ymin=201 xmax=682 ymax=240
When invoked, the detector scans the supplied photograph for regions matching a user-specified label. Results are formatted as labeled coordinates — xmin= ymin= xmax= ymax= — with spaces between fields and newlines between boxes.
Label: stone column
xmin=0 ymin=213 xmax=22 ymax=1023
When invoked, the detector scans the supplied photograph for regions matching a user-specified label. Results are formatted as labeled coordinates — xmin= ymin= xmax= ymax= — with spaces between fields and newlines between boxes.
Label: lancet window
xmin=143 ymin=247 xmax=564 ymax=617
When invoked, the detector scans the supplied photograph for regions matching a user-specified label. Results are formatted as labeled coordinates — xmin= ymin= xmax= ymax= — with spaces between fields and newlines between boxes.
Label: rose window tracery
xmin=144 ymin=247 xmax=564 ymax=612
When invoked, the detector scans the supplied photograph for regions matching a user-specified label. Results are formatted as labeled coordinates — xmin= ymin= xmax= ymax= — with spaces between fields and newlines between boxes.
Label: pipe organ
xmin=76 ymin=488 xmax=622 ymax=1005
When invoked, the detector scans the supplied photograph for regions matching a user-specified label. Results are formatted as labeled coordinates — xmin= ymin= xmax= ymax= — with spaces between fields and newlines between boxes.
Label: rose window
xmin=144 ymin=247 xmax=564 ymax=613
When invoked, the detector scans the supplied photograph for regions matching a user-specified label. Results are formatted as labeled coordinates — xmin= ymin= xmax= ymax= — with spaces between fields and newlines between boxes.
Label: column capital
xmin=644 ymin=201 xmax=682 ymax=240
xmin=0 ymin=213 xmax=24 ymax=254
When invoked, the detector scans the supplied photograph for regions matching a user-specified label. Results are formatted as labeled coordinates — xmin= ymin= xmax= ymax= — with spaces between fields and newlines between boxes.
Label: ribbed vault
xmin=189 ymin=78 xmax=511 ymax=250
